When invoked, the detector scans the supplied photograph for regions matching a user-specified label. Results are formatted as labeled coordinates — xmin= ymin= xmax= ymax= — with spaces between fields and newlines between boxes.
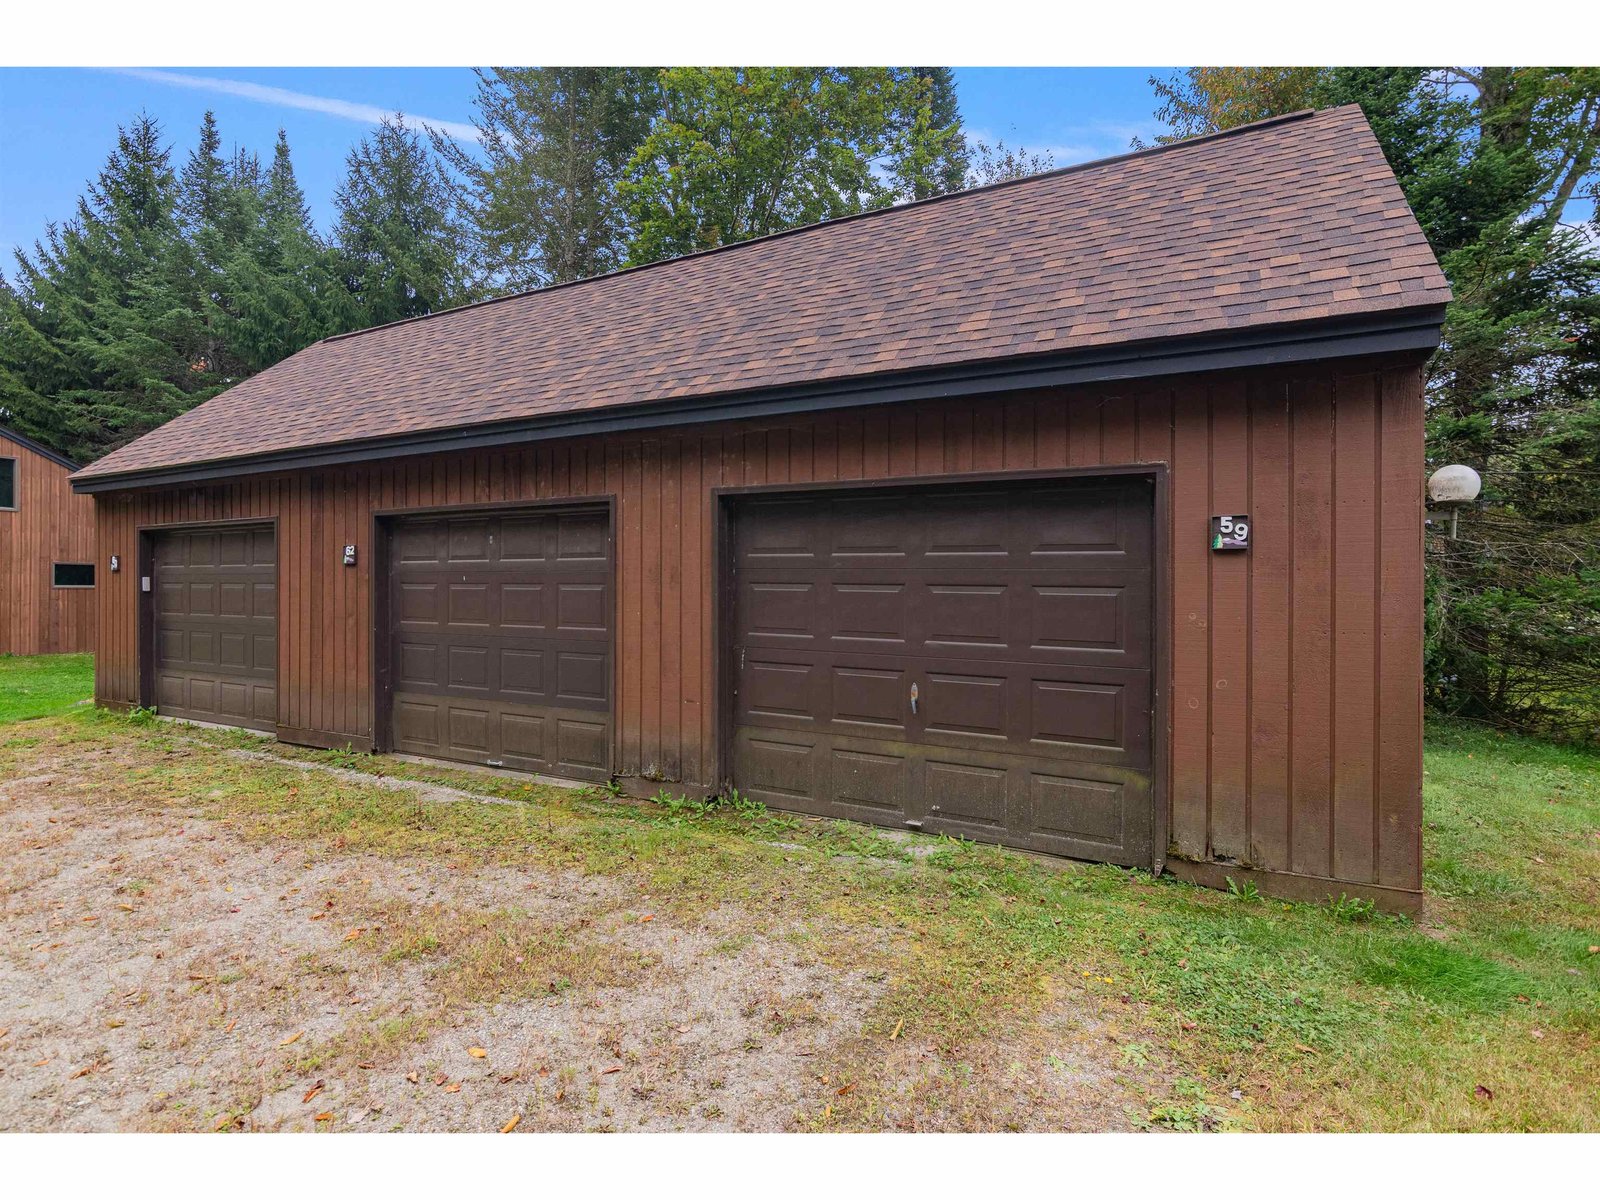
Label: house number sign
xmin=1211 ymin=514 xmax=1250 ymax=551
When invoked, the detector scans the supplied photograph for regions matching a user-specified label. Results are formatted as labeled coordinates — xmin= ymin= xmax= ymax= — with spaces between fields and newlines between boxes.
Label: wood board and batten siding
xmin=91 ymin=357 xmax=1427 ymax=903
xmin=0 ymin=431 xmax=95 ymax=656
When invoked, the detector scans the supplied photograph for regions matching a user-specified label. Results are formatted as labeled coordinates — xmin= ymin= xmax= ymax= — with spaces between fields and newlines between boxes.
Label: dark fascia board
xmin=1 ymin=426 xmax=79 ymax=471
xmin=71 ymin=305 xmax=1445 ymax=495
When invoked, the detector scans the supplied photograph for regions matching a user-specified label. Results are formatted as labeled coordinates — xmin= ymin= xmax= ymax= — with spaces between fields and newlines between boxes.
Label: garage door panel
xmin=556 ymin=582 xmax=609 ymax=632
xmin=501 ymin=584 xmax=546 ymax=627
xmin=741 ymin=567 xmax=1148 ymax=667
xmin=733 ymin=731 xmax=820 ymax=805
xmin=387 ymin=507 xmax=612 ymax=781
xmin=447 ymin=644 xmax=490 ymax=690
xmin=150 ymin=525 xmax=277 ymax=733
xmin=731 ymin=478 xmax=1153 ymax=866
xmin=741 ymin=581 xmax=818 ymax=640
xmin=924 ymin=759 xmax=1008 ymax=828
xmin=1030 ymin=773 xmax=1128 ymax=847
xmin=448 ymin=583 xmax=491 ymax=625
xmin=556 ymin=717 xmax=609 ymax=773
xmin=828 ymin=747 xmax=910 ymax=813
xmin=923 ymin=585 xmax=1008 ymax=650
xmin=555 ymin=651 xmax=609 ymax=705
xmin=448 ymin=520 xmax=492 ymax=562
xmin=830 ymin=583 xmax=906 ymax=644
xmin=556 ymin=510 xmax=609 ymax=561
xmin=831 ymin=665 xmax=907 ymax=730
xmin=500 ymin=648 xmax=546 ymax=695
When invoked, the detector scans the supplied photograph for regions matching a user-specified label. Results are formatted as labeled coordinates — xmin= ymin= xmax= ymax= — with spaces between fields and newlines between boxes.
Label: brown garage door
xmin=151 ymin=525 xmax=278 ymax=731
xmin=385 ymin=505 xmax=613 ymax=781
xmin=730 ymin=477 xmax=1155 ymax=866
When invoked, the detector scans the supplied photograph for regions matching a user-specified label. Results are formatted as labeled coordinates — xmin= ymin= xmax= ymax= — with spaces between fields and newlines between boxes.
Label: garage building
xmin=2 ymin=425 xmax=96 ymax=656
xmin=72 ymin=107 xmax=1451 ymax=911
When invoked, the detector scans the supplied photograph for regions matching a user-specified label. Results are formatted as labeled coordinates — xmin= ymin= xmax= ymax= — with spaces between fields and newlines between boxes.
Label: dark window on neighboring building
xmin=0 ymin=456 xmax=16 ymax=509
xmin=53 ymin=562 xmax=95 ymax=588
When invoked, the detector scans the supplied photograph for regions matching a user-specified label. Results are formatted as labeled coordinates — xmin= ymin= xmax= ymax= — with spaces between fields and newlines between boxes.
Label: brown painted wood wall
xmin=91 ymin=355 xmax=1426 ymax=892
xmin=1 ymin=438 xmax=96 ymax=655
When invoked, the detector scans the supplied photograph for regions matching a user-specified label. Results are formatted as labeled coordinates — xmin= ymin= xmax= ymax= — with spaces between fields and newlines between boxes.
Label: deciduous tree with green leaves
xmin=619 ymin=67 xmax=961 ymax=264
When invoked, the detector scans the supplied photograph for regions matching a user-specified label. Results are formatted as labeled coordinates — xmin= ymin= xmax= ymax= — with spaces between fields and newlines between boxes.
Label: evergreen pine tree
xmin=334 ymin=115 xmax=473 ymax=325
xmin=1 ymin=113 xmax=217 ymax=458
xmin=893 ymin=68 xmax=970 ymax=199
xmin=436 ymin=68 xmax=660 ymax=289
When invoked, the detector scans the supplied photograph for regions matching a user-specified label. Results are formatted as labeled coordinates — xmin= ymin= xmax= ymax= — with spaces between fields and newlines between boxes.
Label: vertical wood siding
xmin=91 ymin=357 xmax=1427 ymax=891
xmin=1 ymin=442 xmax=96 ymax=655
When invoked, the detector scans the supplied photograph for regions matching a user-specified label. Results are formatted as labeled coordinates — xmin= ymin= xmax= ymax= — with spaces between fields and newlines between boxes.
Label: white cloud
xmin=110 ymin=68 xmax=481 ymax=143
xmin=964 ymin=119 xmax=1163 ymax=170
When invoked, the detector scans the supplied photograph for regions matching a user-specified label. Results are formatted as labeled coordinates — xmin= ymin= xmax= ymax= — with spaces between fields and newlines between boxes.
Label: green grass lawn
xmin=0 ymin=653 xmax=93 ymax=722
xmin=2 ymin=651 xmax=1595 ymax=1129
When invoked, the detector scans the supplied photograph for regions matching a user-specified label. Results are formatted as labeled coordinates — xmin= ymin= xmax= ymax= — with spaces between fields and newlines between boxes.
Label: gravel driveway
xmin=0 ymin=720 xmax=1152 ymax=1132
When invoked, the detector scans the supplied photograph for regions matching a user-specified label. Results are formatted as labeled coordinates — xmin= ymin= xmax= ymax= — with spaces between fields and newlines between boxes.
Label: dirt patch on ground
xmin=0 ymin=733 xmax=1151 ymax=1132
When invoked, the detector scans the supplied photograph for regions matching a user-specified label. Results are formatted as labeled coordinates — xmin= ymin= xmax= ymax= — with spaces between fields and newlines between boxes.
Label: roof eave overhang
xmin=2 ymin=427 xmax=80 ymax=471
xmin=71 ymin=304 xmax=1446 ymax=495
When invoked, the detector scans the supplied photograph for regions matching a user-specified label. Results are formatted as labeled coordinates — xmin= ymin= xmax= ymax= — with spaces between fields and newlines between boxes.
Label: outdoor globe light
xmin=1427 ymin=464 xmax=1482 ymax=506
xmin=1427 ymin=464 xmax=1482 ymax=538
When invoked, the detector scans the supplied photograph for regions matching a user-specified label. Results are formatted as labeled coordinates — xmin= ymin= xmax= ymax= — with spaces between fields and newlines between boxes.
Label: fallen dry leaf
xmin=835 ymin=1083 xmax=856 ymax=1097
xmin=214 ymin=1113 xmax=235 ymax=1131
xmin=443 ymin=1083 xmax=462 ymax=1094
xmin=500 ymin=1114 xmax=521 ymax=1134
xmin=1475 ymin=1084 xmax=1494 ymax=1100
xmin=314 ymin=1111 xmax=333 ymax=1122
xmin=468 ymin=1046 xmax=487 ymax=1059
xmin=279 ymin=1030 xmax=305 ymax=1047
xmin=889 ymin=1018 xmax=904 ymax=1041
xmin=601 ymin=1066 xmax=622 ymax=1075
xmin=117 ymin=904 xmax=135 ymax=912
xmin=106 ymin=1019 xmax=125 ymax=1030
xmin=1294 ymin=1043 xmax=1318 ymax=1055
xmin=302 ymin=1081 xmax=325 ymax=1104
xmin=638 ymin=913 xmax=655 ymax=923
xmin=406 ymin=1071 xmax=420 ymax=1084
xmin=343 ymin=928 xmax=364 ymax=942
xmin=224 ymin=1019 xmax=238 ymax=1033
xmin=32 ymin=1058 xmax=49 ymax=1067
xmin=1531 ymin=1028 xmax=1546 ymax=1040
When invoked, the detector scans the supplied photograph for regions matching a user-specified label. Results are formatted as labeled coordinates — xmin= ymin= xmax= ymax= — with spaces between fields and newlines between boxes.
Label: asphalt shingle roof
xmin=76 ymin=105 xmax=1450 ymax=483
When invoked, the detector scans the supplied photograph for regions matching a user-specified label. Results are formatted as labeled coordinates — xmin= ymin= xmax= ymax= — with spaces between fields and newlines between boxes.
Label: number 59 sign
xmin=1212 ymin=514 xmax=1250 ymax=551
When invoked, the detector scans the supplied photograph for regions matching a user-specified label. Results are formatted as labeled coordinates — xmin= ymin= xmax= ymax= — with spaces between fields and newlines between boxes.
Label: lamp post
xmin=1427 ymin=465 xmax=1483 ymax=539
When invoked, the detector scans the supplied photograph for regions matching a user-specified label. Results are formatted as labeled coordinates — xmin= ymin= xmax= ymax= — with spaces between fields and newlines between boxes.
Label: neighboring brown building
xmin=1 ymin=426 xmax=96 ymax=656
xmin=72 ymin=107 xmax=1450 ymax=911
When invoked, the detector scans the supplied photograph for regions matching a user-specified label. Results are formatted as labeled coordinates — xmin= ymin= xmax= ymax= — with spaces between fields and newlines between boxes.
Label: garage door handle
xmin=909 ymin=682 xmax=918 ymax=715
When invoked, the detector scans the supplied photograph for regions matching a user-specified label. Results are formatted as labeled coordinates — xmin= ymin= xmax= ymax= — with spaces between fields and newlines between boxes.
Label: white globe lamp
xmin=1427 ymin=464 xmax=1482 ymax=537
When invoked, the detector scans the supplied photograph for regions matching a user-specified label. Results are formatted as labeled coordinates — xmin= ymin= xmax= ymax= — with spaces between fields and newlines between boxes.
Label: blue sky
xmin=0 ymin=67 xmax=1165 ymax=257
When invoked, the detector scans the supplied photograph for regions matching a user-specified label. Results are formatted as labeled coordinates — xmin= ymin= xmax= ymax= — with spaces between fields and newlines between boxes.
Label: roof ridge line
xmin=320 ymin=106 xmax=1327 ymax=348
